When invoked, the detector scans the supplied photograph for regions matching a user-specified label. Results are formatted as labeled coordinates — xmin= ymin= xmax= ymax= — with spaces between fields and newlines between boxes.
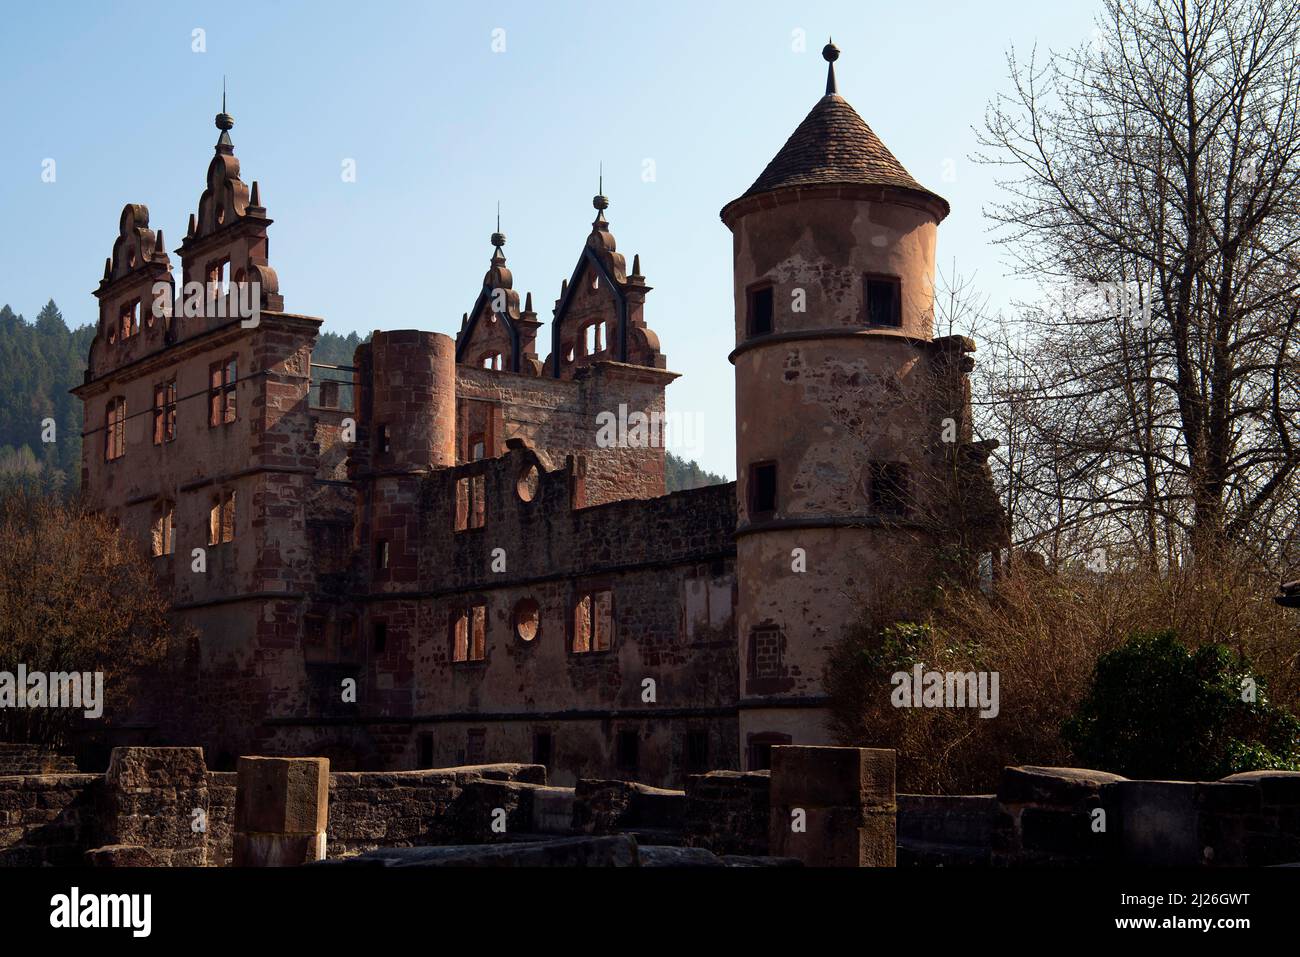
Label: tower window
xmin=373 ymin=621 xmax=387 ymax=654
xmin=749 ymin=461 xmax=778 ymax=516
xmin=685 ymin=731 xmax=709 ymax=775
xmin=533 ymin=730 xmax=553 ymax=768
xmin=616 ymin=730 xmax=639 ymax=774
xmin=868 ymin=461 xmax=910 ymax=516
xmin=466 ymin=728 xmax=486 ymax=765
xmin=748 ymin=625 xmax=784 ymax=680
xmin=865 ymin=276 xmax=902 ymax=327
xmin=418 ymin=733 xmax=434 ymax=768
xmin=747 ymin=283 xmax=774 ymax=337
xmin=375 ymin=538 xmax=389 ymax=570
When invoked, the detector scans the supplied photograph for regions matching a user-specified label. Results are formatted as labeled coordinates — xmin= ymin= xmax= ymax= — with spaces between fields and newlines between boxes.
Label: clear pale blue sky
xmin=0 ymin=0 xmax=1098 ymax=479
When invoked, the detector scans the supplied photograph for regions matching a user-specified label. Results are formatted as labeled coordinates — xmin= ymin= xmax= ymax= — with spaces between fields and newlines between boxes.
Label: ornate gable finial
xmin=592 ymin=162 xmax=609 ymax=229
xmin=188 ymin=89 xmax=255 ymax=242
xmin=823 ymin=39 xmax=840 ymax=96
xmin=215 ymin=76 xmax=235 ymax=154
xmin=485 ymin=212 xmax=512 ymax=287
xmin=584 ymin=173 xmax=626 ymax=283
xmin=490 ymin=202 xmax=507 ymax=266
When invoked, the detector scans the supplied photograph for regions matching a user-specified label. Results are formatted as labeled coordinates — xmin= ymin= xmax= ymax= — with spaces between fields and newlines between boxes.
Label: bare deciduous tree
xmin=976 ymin=0 xmax=1300 ymax=567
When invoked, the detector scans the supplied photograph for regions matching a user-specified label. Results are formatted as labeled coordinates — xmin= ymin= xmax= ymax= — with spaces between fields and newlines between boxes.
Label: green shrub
xmin=1062 ymin=630 xmax=1300 ymax=779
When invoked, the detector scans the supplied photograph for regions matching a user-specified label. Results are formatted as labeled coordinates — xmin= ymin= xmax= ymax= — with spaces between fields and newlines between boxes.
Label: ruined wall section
xmin=457 ymin=362 xmax=674 ymax=506
xmin=341 ymin=449 xmax=740 ymax=785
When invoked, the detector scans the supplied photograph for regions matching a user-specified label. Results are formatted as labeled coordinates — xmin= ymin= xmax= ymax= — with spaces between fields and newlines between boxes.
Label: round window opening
xmin=513 ymin=598 xmax=540 ymax=642
xmin=517 ymin=463 xmax=540 ymax=502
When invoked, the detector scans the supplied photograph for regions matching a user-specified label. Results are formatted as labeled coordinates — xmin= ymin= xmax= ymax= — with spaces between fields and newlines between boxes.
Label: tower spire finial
xmin=592 ymin=162 xmax=610 ymax=224
xmin=823 ymin=39 xmax=840 ymax=96
xmin=491 ymin=201 xmax=506 ymax=254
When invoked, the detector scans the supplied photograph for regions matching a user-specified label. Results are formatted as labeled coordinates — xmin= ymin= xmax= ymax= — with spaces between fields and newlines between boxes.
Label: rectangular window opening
xmin=748 ymin=284 xmax=774 ymax=337
xmin=865 ymin=276 xmax=902 ymax=327
xmin=616 ymin=730 xmax=639 ymax=774
xmin=209 ymin=489 xmax=236 ymax=545
xmin=209 ymin=357 xmax=237 ymax=426
xmin=153 ymin=379 xmax=177 ymax=445
xmin=104 ymin=397 xmax=127 ymax=461
xmin=749 ymin=461 xmax=777 ymax=516
xmin=533 ymin=730 xmax=553 ymax=768
xmin=686 ymin=731 xmax=709 ymax=775
xmin=868 ymin=461 xmax=909 ymax=516
xmin=572 ymin=588 xmax=613 ymax=653
xmin=452 ymin=602 xmax=488 ymax=663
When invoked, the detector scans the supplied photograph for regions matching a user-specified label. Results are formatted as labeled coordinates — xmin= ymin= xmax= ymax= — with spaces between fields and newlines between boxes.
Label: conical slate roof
xmin=744 ymin=94 xmax=928 ymax=196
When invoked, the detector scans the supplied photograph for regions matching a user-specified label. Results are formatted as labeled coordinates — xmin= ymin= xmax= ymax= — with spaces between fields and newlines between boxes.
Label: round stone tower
xmin=720 ymin=43 xmax=954 ymax=767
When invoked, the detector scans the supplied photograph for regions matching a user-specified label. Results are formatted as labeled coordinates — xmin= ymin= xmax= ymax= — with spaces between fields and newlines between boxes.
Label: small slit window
xmin=616 ymin=730 xmax=639 ymax=773
xmin=748 ymin=284 xmax=774 ymax=337
xmin=749 ymin=461 xmax=777 ymax=516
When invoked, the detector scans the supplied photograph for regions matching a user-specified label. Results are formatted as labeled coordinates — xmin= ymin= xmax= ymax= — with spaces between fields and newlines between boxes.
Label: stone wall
xmin=6 ymin=748 xmax=1300 ymax=867
xmin=895 ymin=766 xmax=1300 ymax=867
xmin=0 ymin=743 xmax=77 ymax=776
xmin=0 ymin=773 xmax=99 ymax=866
xmin=683 ymin=770 xmax=771 ymax=856
xmin=897 ymin=794 xmax=996 ymax=866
